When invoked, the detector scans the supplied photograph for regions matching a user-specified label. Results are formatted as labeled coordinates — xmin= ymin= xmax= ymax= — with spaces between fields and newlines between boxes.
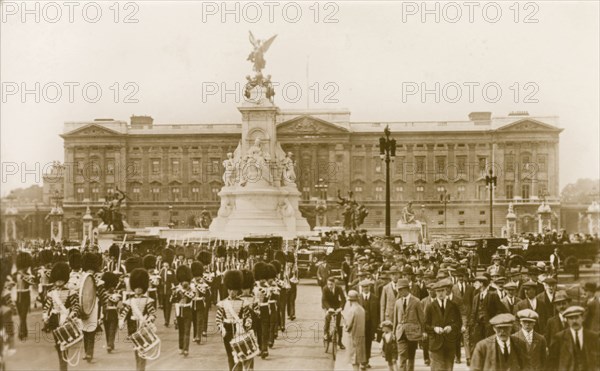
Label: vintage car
xmin=460 ymin=237 xmax=509 ymax=266
xmin=498 ymin=241 xmax=599 ymax=270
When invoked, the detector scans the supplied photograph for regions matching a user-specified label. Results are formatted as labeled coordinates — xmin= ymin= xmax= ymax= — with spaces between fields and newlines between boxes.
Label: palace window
xmin=459 ymin=220 xmax=465 ymax=226
xmin=480 ymin=210 xmax=486 ymax=215
xmin=191 ymin=187 xmax=200 ymax=201
xmin=477 ymin=185 xmax=486 ymax=200
xmin=394 ymin=186 xmax=404 ymax=201
xmin=374 ymin=157 xmax=382 ymax=174
xmin=302 ymin=186 xmax=310 ymax=201
xmin=132 ymin=186 xmax=140 ymax=201
xmin=458 ymin=210 xmax=465 ymax=215
xmin=506 ymin=184 xmax=514 ymax=199
xmin=171 ymin=159 xmax=180 ymax=175
xmin=353 ymin=156 xmax=364 ymax=171
xmin=129 ymin=160 xmax=141 ymax=177
xmin=479 ymin=220 xmax=486 ymax=225
xmin=106 ymin=160 xmax=115 ymax=175
xmin=537 ymin=155 xmax=547 ymax=173
xmin=151 ymin=186 xmax=160 ymax=201
xmin=374 ymin=186 xmax=383 ymax=201
xmin=457 ymin=185 xmax=466 ymax=200
xmin=91 ymin=186 xmax=100 ymax=201
xmin=416 ymin=185 xmax=424 ymax=201
xmin=436 ymin=156 xmax=446 ymax=174
xmin=171 ymin=187 xmax=180 ymax=201
xmin=106 ymin=184 xmax=115 ymax=197
xmin=192 ymin=159 xmax=201 ymax=175
xmin=416 ymin=157 xmax=425 ymax=174
xmin=210 ymin=158 xmax=220 ymax=175
xmin=395 ymin=157 xmax=405 ymax=177
xmin=438 ymin=210 xmax=444 ymax=215
xmin=152 ymin=159 xmax=161 ymax=175
xmin=522 ymin=184 xmax=530 ymax=200
xmin=456 ymin=156 xmax=466 ymax=175
xmin=211 ymin=186 xmax=220 ymax=201
xmin=152 ymin=221 xmax=159 ymax=227
xmin=538 ymin=182 xmax=548 ymax=198
xmin=505 ymin=154 xmax=515 ymax=172
xmin=152 ymin=211 xmax=159 ymax=217
xmin=76 ymin=187 xmax=84 ymax=201
xmin=478 ymin=157 xmax=487 ymax=172
xmin=354 ymin=186 xmax=363 ymax=192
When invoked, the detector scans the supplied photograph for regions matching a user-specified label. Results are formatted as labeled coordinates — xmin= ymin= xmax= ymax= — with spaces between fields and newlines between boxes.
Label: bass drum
xmin=79 ymin=273 xmax=96 ymax=319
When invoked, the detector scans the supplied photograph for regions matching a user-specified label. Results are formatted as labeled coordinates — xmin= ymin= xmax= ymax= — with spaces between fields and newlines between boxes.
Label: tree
xmin=560 ymin=178 xmax=600 ymax=203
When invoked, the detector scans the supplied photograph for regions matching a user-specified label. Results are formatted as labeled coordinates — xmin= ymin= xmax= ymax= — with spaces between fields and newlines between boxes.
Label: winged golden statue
xmin=247 ymin=31 xmax=277 ymax=73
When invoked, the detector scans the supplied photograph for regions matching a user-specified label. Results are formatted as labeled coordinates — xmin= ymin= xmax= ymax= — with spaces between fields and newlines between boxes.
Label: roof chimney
xmin=130 ymin=115 xmax=153 ymax=128
xmin=468 ymin=112 xmax=492 ymax=125
xmin=508 ymin=111 xmax=529 ymax=116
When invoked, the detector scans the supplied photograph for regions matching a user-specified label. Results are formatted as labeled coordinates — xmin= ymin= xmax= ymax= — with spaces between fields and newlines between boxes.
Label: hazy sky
xmin=1 ymin=1 xmax=598 ymax=196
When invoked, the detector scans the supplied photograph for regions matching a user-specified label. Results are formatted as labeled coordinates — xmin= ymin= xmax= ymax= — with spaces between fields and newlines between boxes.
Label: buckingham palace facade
xmin=54 ymin=110 xmax=562 ymax=239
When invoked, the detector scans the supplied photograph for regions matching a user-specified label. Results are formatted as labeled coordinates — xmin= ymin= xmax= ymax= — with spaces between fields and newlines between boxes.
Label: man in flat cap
xmin=514 ymin=309 xmax=547 ymax=371
xmin=393 ymin=278 xmax=424 ymax=371
xmin=501 ymin=282 xmax=519 ymax=315
xmin=381 ymin=266 xmax=401 ymax=322
xmin=545 ymin=290 xmax=571 ymax=346
xmin=584 ymin=282 xmax=600 ymax=332
xmin=548 ymin=306 xmax=600 ymax=371
xmin=425 ymin=279 xmax=462 ymax=370
xmin=358 ymin=279 xmax=379 ymax=368
xmin=535 ymin=277 xmax=557 ymax=333
xmin=514 ymin=281 xmax=544 ymax=333
xmin=470 ymin=276 xmax=507 ymax=348
xmin=471 ymin=313 xmax=527 ymax=371
xmin=420 ymin=282 xmax=436 ymax=366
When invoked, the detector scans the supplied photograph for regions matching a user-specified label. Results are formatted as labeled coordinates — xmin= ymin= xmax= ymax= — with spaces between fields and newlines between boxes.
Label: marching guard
xmin=80 ymin=252 xmax=108 ymax=363
xmin=159 ymin=248 xmax=175 ymax=326
xmin=118 ymin=268 xmax=157 ymax=371
xmin=191 ymin=261 xmax=209 ymax=344
xmin=14 ymin=251 xmax=34 ymax=341
xmin=199 ymin=250 xmax=214 ymax=337
xmin=253 ymin=262 xmax=271 ymax=359
xmin=216 ymin=270 xmax=255 ymax=371
xmin=266 ymin=262 xmax=280 ymax=347
xmin=101 ymin=271 xmax=121 ymax=353
xmin=37 ymin=249 xmax=54 ymax=305
xmin=286 ymin=251 xmax=299 ymax=321
xmin=171 ymin=265 xmax=195 ymax=356
xmin=143 ymin=255 xmax=160 ymax=304
xmin=43 ymin=262 xmax=80 ymax=371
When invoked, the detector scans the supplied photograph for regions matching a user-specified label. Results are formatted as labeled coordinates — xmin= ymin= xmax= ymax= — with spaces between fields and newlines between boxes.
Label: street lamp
xmin=485 ymin=169 xmax=497 ymax=236
xmin=379 ymin=125 xmax=397 ymax=237
xmin=439 ymin=188 xmax=450 ymax=233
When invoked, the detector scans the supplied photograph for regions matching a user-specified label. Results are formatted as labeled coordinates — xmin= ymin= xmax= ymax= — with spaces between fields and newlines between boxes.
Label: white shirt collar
xmin=522 ymin=328 xmax=533 ymax=339
xmin=528 ymin=297 xmax=537 ymax=307
xmin=570 ymin=328 xmax=583 ymax=346
xmin=496 ymin=337 xmax=511 ymax=353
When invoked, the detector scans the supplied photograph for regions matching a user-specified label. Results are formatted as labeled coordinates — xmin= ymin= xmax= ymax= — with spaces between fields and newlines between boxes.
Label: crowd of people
xmin=318 ymin=240 xmax=599 ymax=371
xmin=0 ymin=234 xmax=599 ymax=371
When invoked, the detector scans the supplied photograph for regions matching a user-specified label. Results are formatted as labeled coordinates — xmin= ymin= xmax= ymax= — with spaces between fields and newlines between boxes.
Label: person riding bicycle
xmin=322 ymin=277 xmax=346 ymax=350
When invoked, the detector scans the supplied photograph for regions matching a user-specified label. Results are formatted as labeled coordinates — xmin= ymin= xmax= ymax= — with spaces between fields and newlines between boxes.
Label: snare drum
xmin=53 ymin=318 xmax=83 ymax=351
xmin=230 ymin=331 xmax=260 ymax=363
xmin=131 ymin=324 xmax=160 ymax=360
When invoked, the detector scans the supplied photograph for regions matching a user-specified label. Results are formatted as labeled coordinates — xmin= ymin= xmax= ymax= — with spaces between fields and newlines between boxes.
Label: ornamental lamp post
xmin=379 ymin=125 xmax=396 ymax=237
xmin=485 ymin=169 xmax=497 ymax=236
xmin=439 ymin=188 xmax=450 ymax=233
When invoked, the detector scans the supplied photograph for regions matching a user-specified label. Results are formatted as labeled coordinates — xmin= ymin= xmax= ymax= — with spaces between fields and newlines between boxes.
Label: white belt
xmin=268 ymin=300 xmax=277 ymax=304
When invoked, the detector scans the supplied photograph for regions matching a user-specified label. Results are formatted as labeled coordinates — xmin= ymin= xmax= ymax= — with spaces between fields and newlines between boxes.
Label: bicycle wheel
xmin=331 ymin=328 xmax=337 ymax=361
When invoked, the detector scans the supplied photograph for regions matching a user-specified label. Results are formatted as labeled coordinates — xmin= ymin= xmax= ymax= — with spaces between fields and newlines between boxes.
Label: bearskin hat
xmin=238 ymin=249 xmax=248 ymax=261
xmin=270 ymin=260 xmax=282 ymax=275
xmin=109 ymin=244 xmax=120 ymax=260
xmin=274 ymin=250 xmax=286 ymax=265
xmin=286 ymin=251 xmax=295 ymax=263
xmin=162 ymin=248 xmax=175 ymax=265
xmin=125 ymin=256 xmax=143 ymax=273
xmin=223 ymin=269 xmax=243 ymax=291
xmin=176 ymin=265 xmax=192 ymax=283
xmin=191 ymin=261 xmax=204 ymax=277
xmin=185 ymin=245 xmax=195 ymax=259
xmin=253 ymin=261 xmax=268 ymax=281
xmin=50 ymin=262 xmax=70 ymax=283
xmin=216 ymin=244 xmax=227 ymax=258
xmin=101 ymin=272 xmax=119 ymax=290
xmin=197 ymin=251 xmax=212 ymax=266
xmin=266 ymin=263 xmax=277 ymax=280
xmin=241 ymin=269 xmax=254 ymax=290
xmin=68 ymin=250 xmax=82 ymax=271
xmin=143 ymin=254 xmax=157 ymax=271
xmin=130 ymin=268 xmax=149 ymax=292
xmin=175 ymin=245 xmax=185 ymax=257
xmin=16 ymin=251 xmax=32 ymax=271
xmin=39 ymin=249 xmax=53 ymax=266
xmin=82 ymin=252 xmax=102 ymax=272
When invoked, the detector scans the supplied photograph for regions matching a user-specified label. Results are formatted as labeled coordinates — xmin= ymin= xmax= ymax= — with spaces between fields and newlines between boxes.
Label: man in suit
xmin=341 ymin=254 xmax=353 ymax=292
xmin=412 ymin=269 xmax=428 ymax=299
xmin=381 ymin=266 xmax=401 ymax=322
xmin=445 ymin=278 xmax=468 ymax=365
xmin=584 ymin=282 xmax=600 ymax=332
xmin=486 ymin=255 xmax=506 ymax=277
xmin=451 ymin=267 xmax=475 ymax=365
xmin=548 ymin=305 xmax=600 ymax=371
xmin=518 ymin=267 xmax=544 ymax=300
xmin=316 ymin=258 xmax=331 ymax=288
xmin=514 ymin=281 xmax=543 ymax=333
xmin=158 ymin=259 xmax=176 ymax=327
xmin=425 ymin=279 xmax=462 ymax=371
xmin=322 ymin=277 xmax=346 ymax=349
xmin=358 ymin=279 xmax=379 ymax=368
xmin=514 ymin=309 xmax=547 ymax=371
xmin=501 ymin=282 xmax=519 ymax=314
xmin=420 ymin=283 xmax=436 ymax=366
xmin=393 ymin=278 xmax=424 ymax=371
xmin=545 ymin=290 xmax=571 ymax=346
xmin=470 ymin=276 xmax=507 ymax=347
xmin=535 ymin=277 xmax=557 ymax=334
xmin=471 ymin=313 xmax=528 ymax=371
